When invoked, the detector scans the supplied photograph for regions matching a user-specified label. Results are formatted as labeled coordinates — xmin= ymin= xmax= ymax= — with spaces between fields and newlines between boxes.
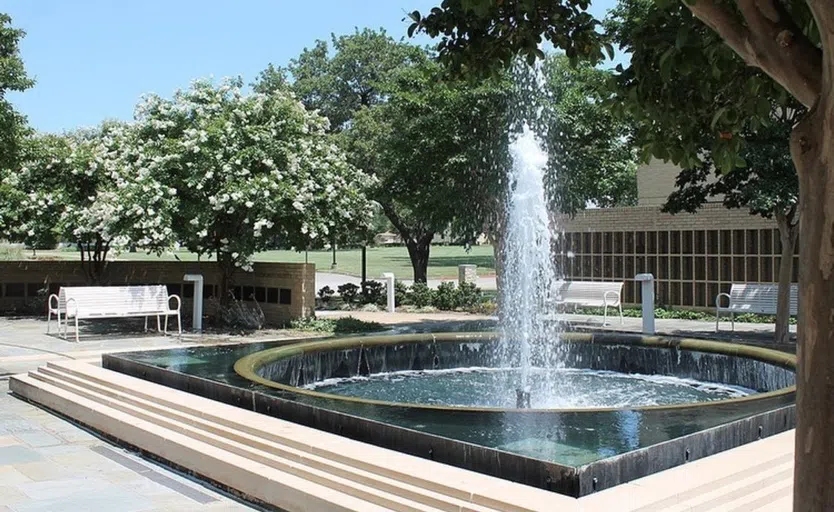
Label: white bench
xmin=48 ymin=285 xmax=181 ymax=342
xmin=715 ymin=283 xmax=798 ymax=331
xmin=553 ymin=281 xmax=624 ymax=325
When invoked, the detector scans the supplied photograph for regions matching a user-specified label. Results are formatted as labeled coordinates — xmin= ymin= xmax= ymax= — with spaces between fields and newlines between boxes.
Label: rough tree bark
xmin=404 ymin=233 xmax=434 ymax=283
xmin=77 ymin=237 xmax=110 ymax=284
xmin=684 ymin=1 xmax=833 ymax=510
xmin=216 ymin=249 xmax=236 ymax=306
xmin=790 ymin=98 xmax=834 ymax=511
xmin=774 ymin=208 xmax=799 ymax=344
xmin=381 ymin=202 xmax=435 ymax=283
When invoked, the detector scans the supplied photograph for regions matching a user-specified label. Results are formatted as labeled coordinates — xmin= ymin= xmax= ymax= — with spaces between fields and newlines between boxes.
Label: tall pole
xmin=361 ymin=245 xmax=367 ymax=285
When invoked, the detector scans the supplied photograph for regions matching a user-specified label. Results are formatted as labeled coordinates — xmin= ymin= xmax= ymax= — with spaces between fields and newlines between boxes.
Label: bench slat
xmin=724 ymin=283 xmax=798 ymax=316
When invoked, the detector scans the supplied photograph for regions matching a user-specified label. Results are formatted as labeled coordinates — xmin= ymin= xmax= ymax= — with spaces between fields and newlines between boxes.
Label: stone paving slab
xmin=0 ymin=381 xmax=255 ymax=511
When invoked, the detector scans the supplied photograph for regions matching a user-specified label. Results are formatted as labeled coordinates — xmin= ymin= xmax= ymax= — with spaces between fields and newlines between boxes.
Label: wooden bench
xmin=715 ymin=283 xmax=798 ymax=331
xmin=48 ymin=285 xmax=181 ymax=342
xmin=553 ymin=280 xmax=624 ymax=325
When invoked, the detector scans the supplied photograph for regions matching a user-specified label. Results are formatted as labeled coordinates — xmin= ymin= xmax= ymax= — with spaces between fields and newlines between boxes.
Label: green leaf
xmin=710 ymin=106 xmax=728 ymax=131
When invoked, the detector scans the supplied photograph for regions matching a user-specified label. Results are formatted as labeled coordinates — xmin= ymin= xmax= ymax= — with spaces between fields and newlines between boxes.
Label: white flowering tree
xmin=0 ymin=125 xmax=178 ymax=282
xmin=131 ymin=78 xmax=375 ymax=300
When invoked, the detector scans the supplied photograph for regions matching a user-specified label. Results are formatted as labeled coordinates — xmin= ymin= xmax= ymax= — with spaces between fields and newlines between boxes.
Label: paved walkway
xmin=0 ymin=381 xmax=251 ymax=512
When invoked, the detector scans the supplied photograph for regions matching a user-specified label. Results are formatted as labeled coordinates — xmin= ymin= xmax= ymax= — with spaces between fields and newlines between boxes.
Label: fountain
xmin=98 ymin=80 xmax=797 ymax=498
xmin=498 ymin=125 xmax=563 ymax=408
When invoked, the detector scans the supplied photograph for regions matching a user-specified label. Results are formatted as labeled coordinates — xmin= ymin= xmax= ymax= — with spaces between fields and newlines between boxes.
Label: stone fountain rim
xmin=233 ymin=332 xmax=796 ymax=414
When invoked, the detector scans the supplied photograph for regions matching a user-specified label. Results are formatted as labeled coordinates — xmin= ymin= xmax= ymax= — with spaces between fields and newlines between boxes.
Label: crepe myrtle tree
xmin=131 ymin=78 xmax=375 ymax=301
xmin=0 ymin=125 xmax=178 ymax=282
xmin=413 ymin=0 xmax=834 ymax=508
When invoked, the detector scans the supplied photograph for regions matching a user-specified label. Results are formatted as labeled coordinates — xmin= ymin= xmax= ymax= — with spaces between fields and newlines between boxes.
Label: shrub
xmin=317 ymin=286 xmax=335 ymax=303
xmin=337 ymin=283 xmax=360 ymax=305
xmin=409 ymin=282 xmax=434 ymax=308
xmin=289 ymin=316 xmax=384 ymax=334
xmin=212 ymin=294 xmax=265 ymax=330
xmin=361 ymin=280 xmax=385 ymax=306
xmin=457 ymin=282 xmax=483 ymax=308
xmin=394 ymin=280 xmax=409 ymax=306
xmin=433 ymin=282 xmax=459 ymax=310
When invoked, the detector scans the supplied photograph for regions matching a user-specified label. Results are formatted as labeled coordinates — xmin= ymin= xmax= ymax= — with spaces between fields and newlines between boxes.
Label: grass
xmin=20 ymin=245 xmax=496 ymax=280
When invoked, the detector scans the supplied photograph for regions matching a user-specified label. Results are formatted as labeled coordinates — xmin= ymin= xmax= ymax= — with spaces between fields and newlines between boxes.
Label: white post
xmin=183 ymin=274 xmax=204 ymax=333
xmin=635 ymin=273 xmax=655 ymax=335
xmin=382 ymin=272 xmax=395 ymax=313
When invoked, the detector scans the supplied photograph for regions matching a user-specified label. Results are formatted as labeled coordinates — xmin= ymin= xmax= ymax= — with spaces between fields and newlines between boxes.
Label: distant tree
xmin=0 ymin=13 xmax=35 ymax=174
xmin=342 ymin=58 xmax=511 ymax=282
xmin=130 ymin=78 xmax=375 ymax=300
xmin=254 ymin=28 xmax=423 ymax=131
xmin=541 ymin=55 xmax=638 ymax=213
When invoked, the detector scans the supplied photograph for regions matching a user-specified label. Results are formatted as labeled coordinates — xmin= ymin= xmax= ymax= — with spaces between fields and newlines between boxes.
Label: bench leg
xmin=156 ymin=315 xmax=161 ymax=333
xmin=144 ymin=316 xmax=148 ymax=332
xmin=177 ymin=312 xmax=181 ymax=338
xmin=164 ymin=314 xmax=168 ymax=335
xmin=47 ymin=310 xmax=52 ymax=334
xmin=74 ymin=316 xmax=79 ymax=343
xmin=603 ymin=304 xmax=609 ymax=326
xmin=619 ymin=302 xmax=624 ymax=325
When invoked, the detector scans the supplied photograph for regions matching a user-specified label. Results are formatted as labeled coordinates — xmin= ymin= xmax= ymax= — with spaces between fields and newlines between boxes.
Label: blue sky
xmin=5 ymin=0 xmax=618 ymax=133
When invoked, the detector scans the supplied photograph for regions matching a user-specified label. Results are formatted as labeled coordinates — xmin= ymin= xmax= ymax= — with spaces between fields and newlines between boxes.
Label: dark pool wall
xmin=103 ymin=333 xmax=796 ymax=498
xmin=258 ymin=336 xmax=795 ymax=394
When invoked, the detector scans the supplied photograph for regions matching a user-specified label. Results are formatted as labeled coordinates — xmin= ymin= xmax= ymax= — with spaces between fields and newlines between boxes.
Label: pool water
xmin=306 ymin=367 xmax=753 ymax=409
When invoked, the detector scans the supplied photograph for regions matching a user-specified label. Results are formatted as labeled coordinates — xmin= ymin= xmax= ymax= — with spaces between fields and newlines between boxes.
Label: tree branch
xmin=685 ymin=0 xmax=752 ymax=64
xmin=685 ymin=0 xmax=823 ymax=108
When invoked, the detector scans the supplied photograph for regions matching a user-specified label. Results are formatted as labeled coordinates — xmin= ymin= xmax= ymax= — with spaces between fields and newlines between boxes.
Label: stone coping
xmin=234 ymin=331 xmax=796 ymax=414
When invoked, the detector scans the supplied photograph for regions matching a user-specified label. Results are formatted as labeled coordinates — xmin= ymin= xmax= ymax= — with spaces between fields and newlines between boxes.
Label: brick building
xmin=0 ymin=261 xmax=315 ymax=325
xmin=555 ymin=160 xmax=796 ymax=309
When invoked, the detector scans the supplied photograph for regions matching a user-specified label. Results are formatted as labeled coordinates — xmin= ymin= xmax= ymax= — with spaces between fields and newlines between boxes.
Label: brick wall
xmin=552 ymin=204 xmax=796 ymax=309
xmin=0 ymin=260 xmax=315 ymax=325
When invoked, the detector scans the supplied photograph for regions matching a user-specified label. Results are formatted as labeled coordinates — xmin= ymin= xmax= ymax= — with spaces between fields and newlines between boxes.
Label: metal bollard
xmin=635 ymin=273 xmax=655 ymax=335
xmin=183 ymin=274 xmax=204 ymax=333
xmin=382 ymin=273 xmax=395 ymax=313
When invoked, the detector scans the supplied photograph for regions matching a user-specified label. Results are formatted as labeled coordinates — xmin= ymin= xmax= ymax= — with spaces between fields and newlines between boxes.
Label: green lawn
xmin=14 ymin=245 xmax=495 ymax=280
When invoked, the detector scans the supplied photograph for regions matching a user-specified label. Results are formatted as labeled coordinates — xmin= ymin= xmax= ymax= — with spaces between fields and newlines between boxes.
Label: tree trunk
xmin=774 ymin=211 xmax=798 ymax=344
xmin=216 ymin=251 xmax=235 ymax=306
xmin=77 ymin=237 xmax=109 ymax=285
xmin=405 ymin=234 xmax=433 ymax=283
xmin=791 ymin=101 xmax=834 ymax=512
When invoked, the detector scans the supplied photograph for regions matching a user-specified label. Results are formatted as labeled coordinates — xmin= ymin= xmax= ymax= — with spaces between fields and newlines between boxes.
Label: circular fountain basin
xmin=234 ymin=332 xmax=795 ymax=414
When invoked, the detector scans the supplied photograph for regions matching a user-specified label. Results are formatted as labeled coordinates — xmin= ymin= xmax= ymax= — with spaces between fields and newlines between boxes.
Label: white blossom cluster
xmin=0 ymin=77 xmax=375 ymax=276
xmin=130 ymin=77 xmax=376 ymax=271
xmin=0 ymin=127 xmax=178 ymax=256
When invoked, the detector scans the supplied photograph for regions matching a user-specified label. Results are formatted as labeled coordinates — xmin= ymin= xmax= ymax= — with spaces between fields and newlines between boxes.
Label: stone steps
xmin=10 ymin=361 xmax=564 ymax=512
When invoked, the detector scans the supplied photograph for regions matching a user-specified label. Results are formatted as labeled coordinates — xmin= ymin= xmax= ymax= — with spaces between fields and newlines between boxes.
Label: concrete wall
xmin=636 ymin=158 xmax=723 ymax=207
xmin=0 ymin=260 xmax=315 ymax=325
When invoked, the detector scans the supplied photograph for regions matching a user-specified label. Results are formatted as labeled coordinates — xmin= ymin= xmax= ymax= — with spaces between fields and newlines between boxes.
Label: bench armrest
xmin=603 ymin=290 xmax=621 ymax=305
xmin=715 ymin=293 xmax=732 ymax=309
xmin=65 ymin=297 xmax=78 ymax=317
xmin=48 ymin=294 xmax=60 ymax=312
xmin=168 ymin=294 xmax=181 ymax=312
